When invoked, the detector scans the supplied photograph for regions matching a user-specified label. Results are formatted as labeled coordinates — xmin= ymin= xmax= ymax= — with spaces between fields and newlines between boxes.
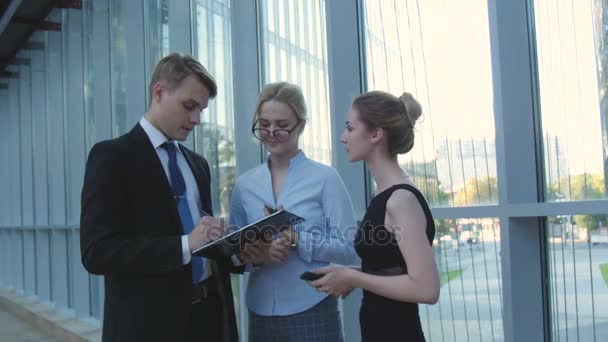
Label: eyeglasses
xmin=251 ymin=119 xmax=302 ymax=142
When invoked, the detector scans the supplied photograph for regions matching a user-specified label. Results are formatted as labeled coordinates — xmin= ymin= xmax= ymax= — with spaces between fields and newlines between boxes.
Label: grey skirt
xmin=249 ymin=295 xmax=344 ymax=342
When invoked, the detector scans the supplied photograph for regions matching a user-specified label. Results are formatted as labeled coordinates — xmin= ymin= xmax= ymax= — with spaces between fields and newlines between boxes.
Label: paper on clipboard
xmin=191 ymin=209 xmax=304 ymax=259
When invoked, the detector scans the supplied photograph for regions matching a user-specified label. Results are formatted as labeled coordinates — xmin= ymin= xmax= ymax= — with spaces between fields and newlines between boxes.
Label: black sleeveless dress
xmin=354 ymin=184 xmax=435 ymax=342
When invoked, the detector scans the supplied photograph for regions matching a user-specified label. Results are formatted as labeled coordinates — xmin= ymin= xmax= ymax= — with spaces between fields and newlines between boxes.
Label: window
xmin=110 ymin=0 xmax=127 ymax=137
xmin=547 ymin=214 xmax=608 ymax=340
xmin=83 ymin=0 xmax=95 ymax=151
xmin=144 ymin=0 xmax=170 ymax=104
xmin=361 ymin=0 xmax=497 ymax=208
xmin=259 ymin=0 xmax=332 ymax=165
xmin=361 ymin=2 xmax=503 ymax=340
xmin=422 ymin=217 xmax=503 ymax=341
xmin=191 ymin=0 xmax=236 ymax=217
xmin=534 ymin=0 xmax=608 ymax=202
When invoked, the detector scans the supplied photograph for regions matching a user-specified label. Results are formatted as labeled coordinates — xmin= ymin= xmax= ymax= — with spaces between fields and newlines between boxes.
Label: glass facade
xmin=362 ymin=2 xmax=503 ymax=338
xmin=534 ymin=0 xmax=607 ymax=203
xmin=0 ymin=1 xmax=606 ymax=341
xmin=110 ymin=0 xmax=128 ymax=138
xmin=424 ymin=217 xmax=503 ymax=341
xmin=191 ymin=0 xmax=241 ymax=325
xmin=144 ymin=0 xmax=170 ymax=104
xmin=534 ymin=1 xmax=608 ymax=340
xmin=192 ymin=0 xmax=236 ymax=217
xmin=547 ymin=214 xmax=608 ymax=341
xmin=259 ymin=0 xmax=332 ymax=165
xmin=362 ymin=0 xmax=497 ymax=208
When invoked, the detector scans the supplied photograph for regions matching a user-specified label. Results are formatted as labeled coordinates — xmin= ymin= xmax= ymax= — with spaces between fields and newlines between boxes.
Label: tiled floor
xmin=0 ymin=308 xmax=58 ymax=342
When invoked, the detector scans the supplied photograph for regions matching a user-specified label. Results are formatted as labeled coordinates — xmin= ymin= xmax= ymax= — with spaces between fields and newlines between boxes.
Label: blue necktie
xmin=162 ymin=142 xmax=204 ymax=283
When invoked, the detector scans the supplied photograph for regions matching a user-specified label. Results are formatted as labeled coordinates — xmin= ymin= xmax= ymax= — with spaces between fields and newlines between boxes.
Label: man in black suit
xmin=80 ymin=53 xmax=253 ymax=341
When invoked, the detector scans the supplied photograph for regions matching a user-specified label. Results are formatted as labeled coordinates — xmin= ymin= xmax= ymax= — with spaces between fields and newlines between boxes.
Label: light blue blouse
xmin=229 ymin=150 xmax=357 ymax=316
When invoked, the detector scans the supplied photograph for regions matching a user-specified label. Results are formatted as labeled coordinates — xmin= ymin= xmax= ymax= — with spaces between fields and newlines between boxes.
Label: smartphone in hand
xmin=300 ymin=271 xmax=324 ymax=281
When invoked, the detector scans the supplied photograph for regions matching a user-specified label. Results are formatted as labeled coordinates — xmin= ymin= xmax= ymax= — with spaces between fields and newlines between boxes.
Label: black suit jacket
xmin=80 ymin=124 xmax=240 ymax=342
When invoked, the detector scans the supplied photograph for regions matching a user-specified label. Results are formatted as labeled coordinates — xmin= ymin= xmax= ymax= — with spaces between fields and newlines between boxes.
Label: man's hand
xmin=237 ymin=239 xmax=270 ymax=265
xmin=188 ymin=216 xmax=228 ymax=252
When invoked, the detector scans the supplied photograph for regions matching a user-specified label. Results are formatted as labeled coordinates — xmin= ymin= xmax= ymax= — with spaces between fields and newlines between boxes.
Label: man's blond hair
xmin=148 ymin=53 xmax=217 ymax=105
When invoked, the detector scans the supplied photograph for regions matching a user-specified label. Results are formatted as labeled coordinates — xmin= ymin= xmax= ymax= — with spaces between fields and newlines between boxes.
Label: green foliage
xmin=436 ymin=218 xmax=456 ymax=237
xmin=419 ymin=178 xmax=451 ymax=206
xmin=546 ymin=173 xmax=606 ymax=232
xmin=440 ymin=269 xmax=463 ymax=287
xmin=546 ymin=173 xmax=605 ymax=201
xmin=572 ymin=214 xmax=605 ymax=231
xmin=600 ymin=263 xmax=608 ymax=288
xmin=403 ymin=160 xmax=451 ymax=206
xmin=454 ymin=177 xmax=498 ymax=206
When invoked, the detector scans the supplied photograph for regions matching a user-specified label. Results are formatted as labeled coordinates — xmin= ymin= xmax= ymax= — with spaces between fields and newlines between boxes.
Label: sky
xmin=365 ymin=0 xmax=604 ymax=177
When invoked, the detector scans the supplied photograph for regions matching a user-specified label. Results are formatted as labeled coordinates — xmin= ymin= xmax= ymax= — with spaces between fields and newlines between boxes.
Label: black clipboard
xmin=191 ymin=209 xmax=305 ymax=259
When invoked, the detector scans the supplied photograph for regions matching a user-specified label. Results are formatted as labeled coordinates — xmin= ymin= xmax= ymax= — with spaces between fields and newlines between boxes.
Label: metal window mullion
xmin=0 ymin=89 xmax=8 ymax=288
xmin=64 ymin=7 xmax=90 ymax=318
xmin=324 ymin=1 xmax=366 ymax=340
xmin=230 ymin=0 xmax=265 ymax=337
xmin=488 ymin=0 xmax=548 ymax=341
xmin=124 ymin=0 xmax=146 ymax=133
xmin=272 ymin=0 xmax=280 ymax=80
xmin=47 ymin=7 xmax=70 ymax=309
xmin=284 ymin=0 xmax=292 ymax=81
xmin=169 ymin=0 xmax=193 ymax=54
xmin=18 ymin=52 xmax=36 ymax=297
xmin=319 ymin=0 xmax=331 ymax=164
xmin=479 ymin=219 xmax=497 ymax=340
xmin=44 ymin=22 xmax=56 ymax=303
xmin=30 ymin=38 xmax=46 ymax=224
xmin=311 ymin=0 xmax=322 ymax=162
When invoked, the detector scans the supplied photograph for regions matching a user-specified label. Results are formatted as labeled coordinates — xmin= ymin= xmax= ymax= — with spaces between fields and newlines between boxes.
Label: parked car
xmin=590 ymin=234 xmax=608 ymax=245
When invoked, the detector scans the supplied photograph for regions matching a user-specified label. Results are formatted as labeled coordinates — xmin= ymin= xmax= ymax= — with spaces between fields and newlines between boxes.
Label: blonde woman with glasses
xmin=230 ymin=82 xmax=357 ymax=342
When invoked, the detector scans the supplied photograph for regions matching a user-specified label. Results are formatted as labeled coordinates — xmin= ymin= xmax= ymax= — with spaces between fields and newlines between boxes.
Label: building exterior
xmin=1 ymin=0 xmax=607 ymax=341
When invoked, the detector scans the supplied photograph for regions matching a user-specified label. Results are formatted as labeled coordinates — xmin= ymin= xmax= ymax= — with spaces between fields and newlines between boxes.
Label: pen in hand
xmin=264 ymin=204 xmax=278 ymax=215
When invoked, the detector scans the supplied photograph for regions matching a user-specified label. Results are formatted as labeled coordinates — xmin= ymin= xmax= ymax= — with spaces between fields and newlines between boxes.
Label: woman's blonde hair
xmin=252 ymin=82 xmax=307 ymax=128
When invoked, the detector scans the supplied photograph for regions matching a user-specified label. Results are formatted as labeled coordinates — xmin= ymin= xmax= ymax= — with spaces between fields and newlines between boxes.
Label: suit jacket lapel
xmin=128 ymin=124 xmax=181 ymax=231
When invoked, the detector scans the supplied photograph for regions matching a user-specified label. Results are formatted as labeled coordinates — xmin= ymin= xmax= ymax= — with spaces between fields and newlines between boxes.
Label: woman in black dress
xmin=308 ymin=91 xmax=440 ymax=341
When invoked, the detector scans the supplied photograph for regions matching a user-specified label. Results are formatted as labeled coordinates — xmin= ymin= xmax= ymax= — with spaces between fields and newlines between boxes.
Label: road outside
xmin=419 ymin=241 xmax=608 ymax=342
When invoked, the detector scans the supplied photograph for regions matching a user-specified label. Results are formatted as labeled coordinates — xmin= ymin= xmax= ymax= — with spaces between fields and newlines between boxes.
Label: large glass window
xmin=258 ymin=0 xmax=332 ymax=165
xmin=361 ymin=0 xmax=497 ymax=208
xmin=361 ymin=2 xmax=503 ymax=340
xmin=534 ymin=0 xmax=607 ymax=202
xmin=82 ymin=0 xmax=102 ymax=319
xmin=422 ymin=217 xmax=503 ymax=341
xmin=83 ymin=0 xmax=95 ymax=151
xmin=191 ymin=0 xmax=236 ymax=217
xmin=191 ymin=0 xmax=239 ymax=327
xmin=547 ymin=215 xmax=608 ymax=341
xmin=144 ymin=0 xmax=170 ymax=103
xmin=110 ymin=0 xmax=127 ymax=137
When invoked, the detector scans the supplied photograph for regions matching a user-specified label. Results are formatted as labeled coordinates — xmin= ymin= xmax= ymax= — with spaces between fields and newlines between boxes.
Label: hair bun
xmin=398 ymin=92 xmax=422 ymax=126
